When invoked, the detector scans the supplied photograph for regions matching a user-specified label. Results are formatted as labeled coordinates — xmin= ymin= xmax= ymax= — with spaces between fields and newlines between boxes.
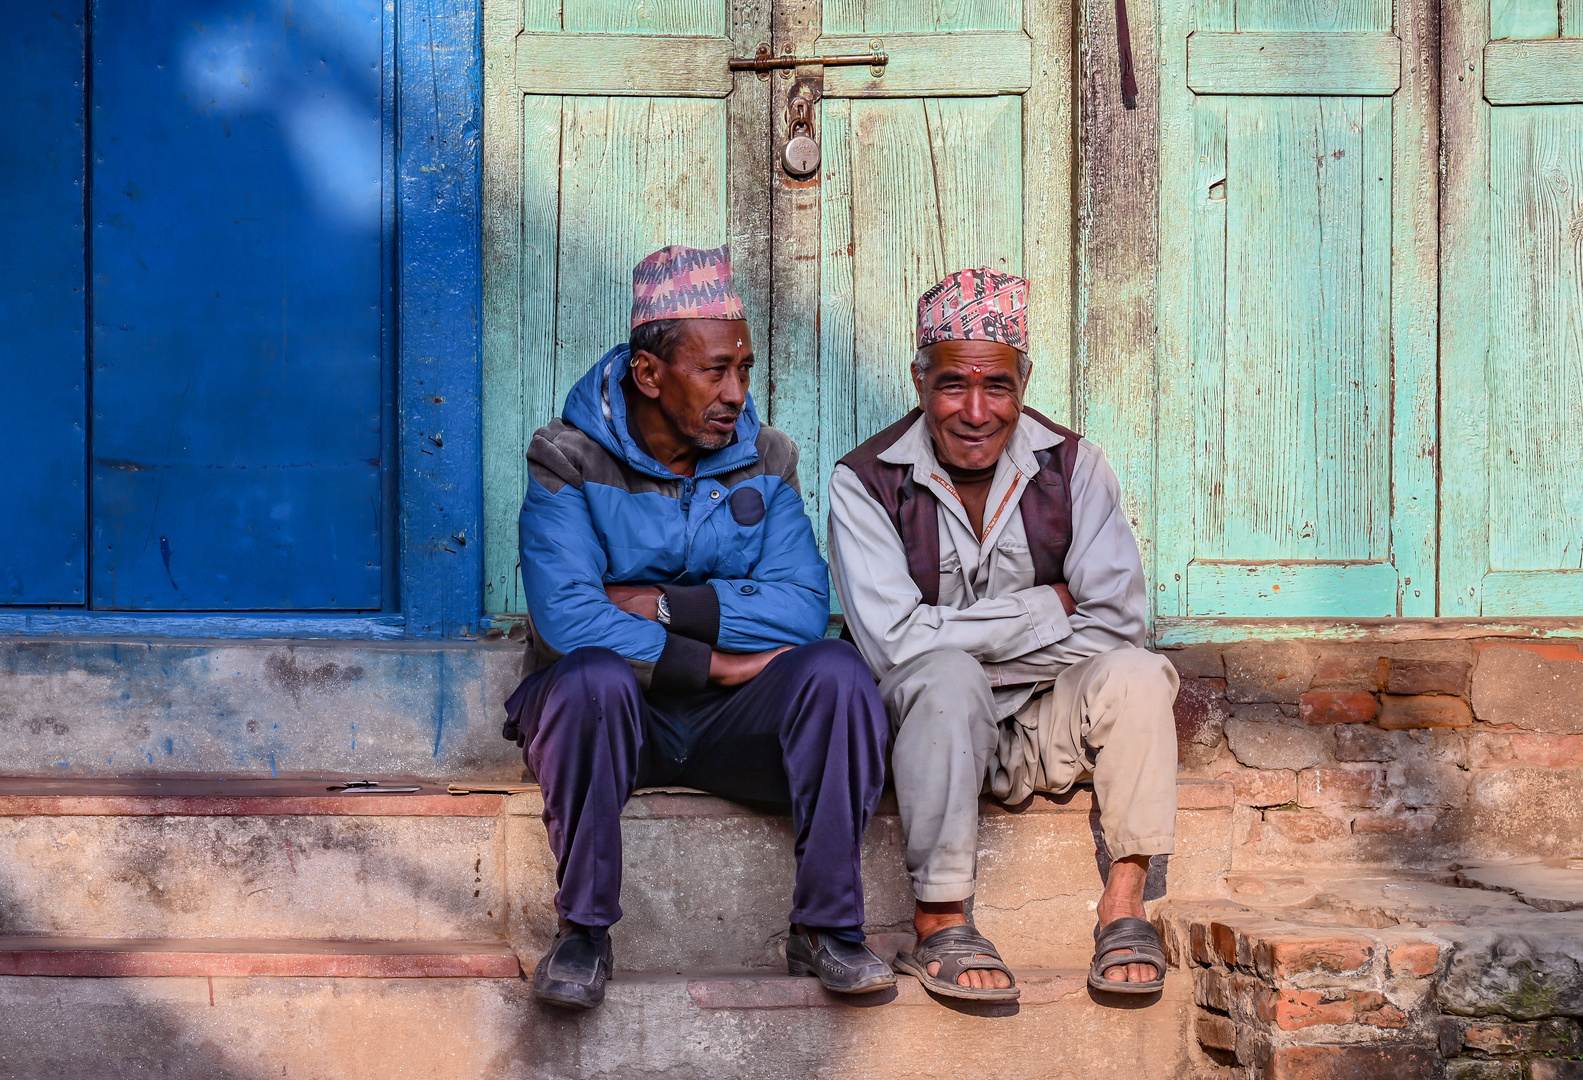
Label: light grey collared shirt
xmin=828 ymin=411 xmax=1148 ymax=718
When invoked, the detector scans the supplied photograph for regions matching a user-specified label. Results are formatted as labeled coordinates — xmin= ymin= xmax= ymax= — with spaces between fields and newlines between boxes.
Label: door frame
xmin=0 ymin=0 xmax=483 ymax=640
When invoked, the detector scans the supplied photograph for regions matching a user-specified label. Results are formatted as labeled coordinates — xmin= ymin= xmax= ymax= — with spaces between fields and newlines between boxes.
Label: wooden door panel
xmin=1157 ymin=0 xmax=1435 ymax=623
xmin=1442 ymin=0 xmax=1583 ymax=616
xmin=483 ymin=0 xmax=759 ymax=614
xmin=821 ymin=0 xmax=1021 ymax=33
xmin=807 ymin=94 xmax=1021 ymax=548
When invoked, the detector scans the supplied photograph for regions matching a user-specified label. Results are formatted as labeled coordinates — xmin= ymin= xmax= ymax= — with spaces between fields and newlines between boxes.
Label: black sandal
xmin=1088 ymin=916 xmax=1166 ymax=994
xmin=893 ymin=924 xmax=1020 ymax=1001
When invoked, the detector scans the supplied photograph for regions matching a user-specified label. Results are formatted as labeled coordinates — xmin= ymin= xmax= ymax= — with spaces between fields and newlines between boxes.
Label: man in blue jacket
xmin=504 ymin=244 xmax=894 ymax=1010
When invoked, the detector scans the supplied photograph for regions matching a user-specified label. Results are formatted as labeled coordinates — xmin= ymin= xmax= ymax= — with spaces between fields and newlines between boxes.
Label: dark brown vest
xmin=837 ymin=408 xmax=1082 ymax=606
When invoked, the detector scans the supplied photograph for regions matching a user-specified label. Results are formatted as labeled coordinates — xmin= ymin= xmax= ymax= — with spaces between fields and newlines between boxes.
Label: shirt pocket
xmin=992 ymin=537 xmax=1036 ymax=587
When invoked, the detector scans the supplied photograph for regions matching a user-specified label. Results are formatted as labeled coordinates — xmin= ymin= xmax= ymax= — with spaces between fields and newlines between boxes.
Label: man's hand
xmin=1054 ymin=584 xmax=1077 ymax=617
xmin=605 ymin=584 xmax=662 ymax=621
xmin=709 ymin=646 xmax=791 ymax=687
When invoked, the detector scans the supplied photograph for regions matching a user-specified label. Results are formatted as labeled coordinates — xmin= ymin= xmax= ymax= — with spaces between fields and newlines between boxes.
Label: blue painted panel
xmin=90 ymin=0 xmax=384 ymax=610
xmin=398 ymin=0 xmax=484 ymax=638
xmin=0 ymin=2 xmax=87 ymax=604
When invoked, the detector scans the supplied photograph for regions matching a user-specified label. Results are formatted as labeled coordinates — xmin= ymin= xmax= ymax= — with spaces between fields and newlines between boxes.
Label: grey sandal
xmin=893 ymin=924 xmax=1020 ymax=1001
xmin=1089 ymin=916 xmax=1166 ymax=994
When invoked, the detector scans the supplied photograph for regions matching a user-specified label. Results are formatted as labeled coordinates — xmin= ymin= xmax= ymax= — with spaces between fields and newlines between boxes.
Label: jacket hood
xmin=562 ymin=344 xmax=764 ymax=480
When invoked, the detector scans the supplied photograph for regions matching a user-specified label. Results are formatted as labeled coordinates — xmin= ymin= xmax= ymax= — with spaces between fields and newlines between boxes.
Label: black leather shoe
xmin=533 ymin=926 xmax=613 ymax=1010
xmin=786 ymin=927 xmax=897 ymax=994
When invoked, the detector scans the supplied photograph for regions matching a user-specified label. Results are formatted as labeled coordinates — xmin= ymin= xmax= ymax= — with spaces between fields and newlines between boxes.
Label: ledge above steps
xmin=0 ymin=938 xmax=522 ymax=978
xmin=0 ymin=776 xmax=1233 ymax=817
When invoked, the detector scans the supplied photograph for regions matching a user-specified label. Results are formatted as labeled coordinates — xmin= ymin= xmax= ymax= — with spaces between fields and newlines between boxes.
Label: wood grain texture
xmin=1187 ymin=560 xmax=1399 ymax=617
xmin=1440 ymin=0 xmax=1493 ymax=614
xmin=727 ymin=0 xmax=773 ymax=351
xmin=1566 ymin=0 xmax=1583 ymax=35
xmin=1235 ymin=0 xmax=1390 ymax=31
xmin=765 ymin=0 xmax=824 ymax=540
xmin=1022 ymin=0 xmax=1077 ymax=425
xmin=1389 ymin=0 xmax=1439 ymax=616
xmin=1221 ymin=96 xmax=1374 ymax=563
xmin=822 ymin=0 xmax=1020 ymax=33
xmin=563 ymin=0 xmax=722 ymax=33
xmin=1187 ymin=32 xmax=1401 ymax=95
xmin=1154 ymin=616 xmax=1583 ymax=645
xmin=1487 ymin=105 xmax=1583 ymax=574
xmin=1153 ymin=0 xmax=1211 ymax=618
xmin=399 ymin=0 xmax=485 ymax=637
xmin=483 ymin=0 xmax=529 ymax=613
xmin=1484 ymin=41 xmax=1583 ymax=103
xmin=1491 ymin=0 xmax=1559 ymax=39
xmin=514 ymin=33 xmax=734 ymax=96
xmin=1078 ymin=0 xmax=1159 ymax=610
xmin=816 ymin=33 xmax=1033 ymax=96
xmin=1482 ymin=572 xmax=1583 ymax=614
xmin=815 ymin=98 xmax=857 ymax=554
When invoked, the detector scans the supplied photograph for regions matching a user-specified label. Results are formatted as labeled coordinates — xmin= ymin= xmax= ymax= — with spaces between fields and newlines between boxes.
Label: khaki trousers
xmin=879 ymin=647 xmax=1180 ymax=903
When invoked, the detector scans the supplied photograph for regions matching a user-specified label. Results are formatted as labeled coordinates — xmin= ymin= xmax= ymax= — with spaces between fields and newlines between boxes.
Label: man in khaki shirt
xmin=828 ymin=268 xmax=1179 ymax=1001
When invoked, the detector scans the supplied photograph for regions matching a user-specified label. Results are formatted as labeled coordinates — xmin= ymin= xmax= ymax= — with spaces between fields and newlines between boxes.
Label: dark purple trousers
xmin=503 ymin=638 xmax=888 ymax=931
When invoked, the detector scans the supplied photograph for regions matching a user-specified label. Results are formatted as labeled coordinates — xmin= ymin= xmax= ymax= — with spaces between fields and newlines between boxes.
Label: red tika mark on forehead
xmin=971 ymin=365 xmax=982 ymax=374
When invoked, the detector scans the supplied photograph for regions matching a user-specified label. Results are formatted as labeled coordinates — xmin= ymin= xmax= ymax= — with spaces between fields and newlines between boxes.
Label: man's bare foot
xmin=913 ymin=900 xmax=1013 ymax=991
xmin=1094 ymin=855 xmax=1159 ymax=984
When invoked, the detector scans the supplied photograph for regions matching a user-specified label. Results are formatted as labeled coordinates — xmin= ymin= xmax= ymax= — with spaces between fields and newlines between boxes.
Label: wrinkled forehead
xmin=919 ymin=340 xmax=1023 ymax=378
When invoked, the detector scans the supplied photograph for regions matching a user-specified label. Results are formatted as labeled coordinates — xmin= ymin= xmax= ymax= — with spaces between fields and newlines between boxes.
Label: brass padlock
xmin=782 ymin=96 xmax=820 ymax=179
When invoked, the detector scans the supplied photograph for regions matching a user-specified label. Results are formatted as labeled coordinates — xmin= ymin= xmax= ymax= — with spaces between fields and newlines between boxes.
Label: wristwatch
xmin=656 ymin=592 xmax=672 ymax=626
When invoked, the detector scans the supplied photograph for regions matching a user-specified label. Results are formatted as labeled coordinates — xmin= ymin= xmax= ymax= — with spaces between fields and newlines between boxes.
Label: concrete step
xmin=0 ymin=961 xmax=1195 ymax=1079
xmin=0 ymin=937 xmax=521 ymax=977
xmin=0 ymin=776 xmax=1234 ymax=972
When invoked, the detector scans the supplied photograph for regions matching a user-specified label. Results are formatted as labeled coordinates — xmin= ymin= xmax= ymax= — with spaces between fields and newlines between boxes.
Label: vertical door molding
xmin=1441 ymin=0 xmax=1583 ymax=616
xmin=1154 ymin=0 xmax=1437 ymax=637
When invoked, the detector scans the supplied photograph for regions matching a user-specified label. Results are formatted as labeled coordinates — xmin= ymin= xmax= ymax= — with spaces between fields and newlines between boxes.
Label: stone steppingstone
xmin=1471 ymin=645 xmax=1583 ymax=734
xmin=0 ymin=969 xmax=1199 ymax=1080
xmin=1440 ymin=768 xmax=1583 ymax=861
xmin=1437 ymin=917 xmax=1583 ymax=1019
xmin=1446 ymin=1061 xmax=1524 ymax=1080
xmin=1455 ymin=859 xmax=1583 ymax=913
xmin=1226 ymin=718 xmax=1332 ymax=771
xmin=1225 ymin=643 xmax=1316 ymax=705
xmin=1448 ymin=1015 xmax=1583 ymax=1056
xmin=1177 ymin=677 xmax=1231 ymax=748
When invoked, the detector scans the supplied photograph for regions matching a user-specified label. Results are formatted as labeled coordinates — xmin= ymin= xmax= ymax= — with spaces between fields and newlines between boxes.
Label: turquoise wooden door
xmin=771 ymin=0 xmax=1072 ymax=550
xmin=1155 ymin=0 xmax=1437 ymax=621
xmin=483 ymin=0 xmax=1073 ymax=609
xmin=481 ymin=0 xmax=770 ymax=613
xmin=1443 ymin=0 xmax=1583 ymax=615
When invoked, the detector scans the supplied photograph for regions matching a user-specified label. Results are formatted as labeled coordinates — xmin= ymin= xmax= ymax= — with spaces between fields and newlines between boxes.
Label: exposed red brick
xmin=1218 ymin=768 xmax=1298 ymax=807
xmin=1194 ymin=966 xmax=1230 ymax=1011
xmin=1267 ymin=1044 xmax=1439 ymax=1080
xmin=1254 ymin=932 xmax=1374 ymax=979
xmin=1377 ymin=694 xmax=1474 ymax=730
xmin=1254 ymin=987 xmax=1408 ymax=1030
xmin=1510 ymin=732 xmax=1583 ymax=768
xmin=1385 ymin=939 xmax=1442 ymax=977
xmin=1300 ymin=691 xmax=1379 ymax=725
xmin=1474 ymin=641 xmax=1583 ymax=661
xmin=1175 ymin=677 xmax=1229 ymax=747
xmin=1189 ymin=920 xmax=1218 ymax=966
xmin=1209 ymin=922 xmax=1239 ymax=965
xmin=1352 ymin=811 xmax=1436 ymax=837
xmin=1261 ymin=809 xmax=1351 ymax=844
xmin=1195 ymin=1010 xmax=1237 ymax=1052
xmin=1311 ymin=656 xmax=1388 ymax=692
xmin=1386 ymin=658 xmax=1471 ymax=696
xmin=1298 ymin=766 xmax=1388 ymax=808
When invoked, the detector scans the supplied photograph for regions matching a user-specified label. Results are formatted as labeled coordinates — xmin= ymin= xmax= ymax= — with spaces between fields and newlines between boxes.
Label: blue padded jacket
xmin=517 ymin=346 xmax=830 ymax=692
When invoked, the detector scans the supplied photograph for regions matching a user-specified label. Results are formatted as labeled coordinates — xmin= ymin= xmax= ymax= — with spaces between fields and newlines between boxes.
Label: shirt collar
xmin=877 ymin=410 xmax=1064 ymax=479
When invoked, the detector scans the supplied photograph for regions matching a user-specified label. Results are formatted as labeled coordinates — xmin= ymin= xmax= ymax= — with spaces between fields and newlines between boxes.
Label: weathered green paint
xmin=1485 ymin=40 xmax=1583 ymax=100
xmin=1442 ymin=0 xmax=1583 ymax=617
xmin=1156 ymin=0 xmax=1435 ymax=622
xmin=1492 ymin=0 xmax=1560 ymax=38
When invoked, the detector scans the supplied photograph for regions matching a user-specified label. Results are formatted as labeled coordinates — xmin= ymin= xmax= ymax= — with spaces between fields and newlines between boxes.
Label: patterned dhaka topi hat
xmin=915 ymin=267 xmax=1029 ymax=352
xmin=630 ymin=243 xmax=748 ymax=329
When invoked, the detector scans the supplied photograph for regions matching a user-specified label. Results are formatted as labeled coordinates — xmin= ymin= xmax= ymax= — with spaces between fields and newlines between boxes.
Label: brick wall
xmin=1164 ymin=640 xmax=1583 ymax=868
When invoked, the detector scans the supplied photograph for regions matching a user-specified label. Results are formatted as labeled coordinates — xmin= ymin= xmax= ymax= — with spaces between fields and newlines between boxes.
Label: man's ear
xmin=628 ymin=350 xmax=665 ymax=400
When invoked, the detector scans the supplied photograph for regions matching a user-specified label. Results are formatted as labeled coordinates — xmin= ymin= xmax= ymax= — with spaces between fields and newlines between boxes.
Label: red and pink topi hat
xmin=915 ymin=267 xmax=1029 ymax=352
xmin=630 ymin=243 xmax=747 ymax=329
